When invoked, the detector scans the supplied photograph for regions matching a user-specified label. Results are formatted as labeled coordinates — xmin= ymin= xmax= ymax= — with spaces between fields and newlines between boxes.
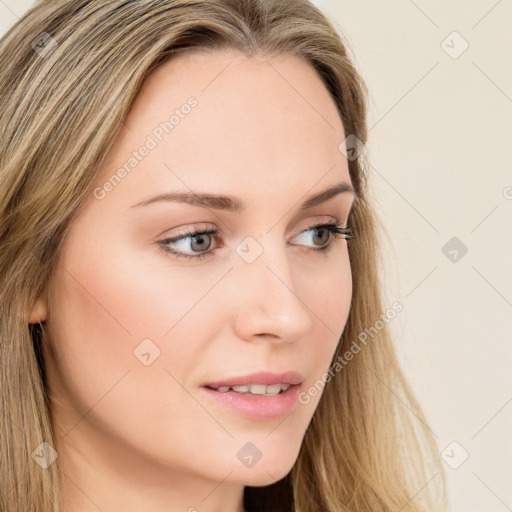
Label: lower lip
xmin=199 ymin=384 xmax=301 ymax=420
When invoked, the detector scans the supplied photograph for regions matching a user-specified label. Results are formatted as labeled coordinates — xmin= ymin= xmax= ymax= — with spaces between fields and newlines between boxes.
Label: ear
xmin=29 ymin=285 xmax=48 ymax=324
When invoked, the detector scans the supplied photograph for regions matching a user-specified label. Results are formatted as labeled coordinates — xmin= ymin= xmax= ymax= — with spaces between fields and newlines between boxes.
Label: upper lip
xmin=203 ymin=371 xmax=304 ymax=388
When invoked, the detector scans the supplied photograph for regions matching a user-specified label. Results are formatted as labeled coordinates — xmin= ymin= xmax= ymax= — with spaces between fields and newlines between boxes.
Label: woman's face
xmin=35 ymin=49 xmax=354 ymax=495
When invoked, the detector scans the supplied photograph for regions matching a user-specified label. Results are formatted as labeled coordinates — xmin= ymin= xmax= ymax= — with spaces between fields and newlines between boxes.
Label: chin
xmin=224 ymin=442 xmax=300 ymax=487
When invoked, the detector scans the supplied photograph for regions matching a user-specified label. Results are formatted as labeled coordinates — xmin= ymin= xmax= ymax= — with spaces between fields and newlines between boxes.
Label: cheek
xmin=303 ymin=248 xmax=352 ymax=343
xmin=44 ymin=229 xmax=211 ymax=430
xmin=44 ymin=240 xmax=236 ymax=476
xmin=314 ymin=253 xmax=352 ymax=328
xmin=297 ymin=250 xmax=352 ymax=401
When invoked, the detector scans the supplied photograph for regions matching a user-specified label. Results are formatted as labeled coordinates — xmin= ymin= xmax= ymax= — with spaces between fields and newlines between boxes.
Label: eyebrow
xmin=129 ymin=181 xmax=355 ymax=212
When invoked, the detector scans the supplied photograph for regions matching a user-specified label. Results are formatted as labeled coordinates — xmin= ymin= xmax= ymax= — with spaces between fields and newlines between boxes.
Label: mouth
xmin=199 ymin=371 xmax=304 ymax=420
xmin=204 ymin=383 xmax=292 ymax=396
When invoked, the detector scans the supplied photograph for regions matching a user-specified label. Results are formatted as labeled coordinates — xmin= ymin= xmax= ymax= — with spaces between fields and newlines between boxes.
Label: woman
xmin=0 ymin=1 xmax=447 ymax=511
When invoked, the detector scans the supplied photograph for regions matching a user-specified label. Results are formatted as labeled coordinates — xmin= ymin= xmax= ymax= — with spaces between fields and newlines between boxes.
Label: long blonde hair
xmin=0 ymin=1 xmax=447 ymax=511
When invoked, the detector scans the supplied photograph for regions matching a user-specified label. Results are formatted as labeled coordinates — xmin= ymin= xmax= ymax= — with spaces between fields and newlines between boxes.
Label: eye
xmin=157 ymin=221 xmax=353 ymax=261
xmin=290 ymin=221 xmax=353 ymax=255
xmin=158 ymin=224 xmax=219 ymax=261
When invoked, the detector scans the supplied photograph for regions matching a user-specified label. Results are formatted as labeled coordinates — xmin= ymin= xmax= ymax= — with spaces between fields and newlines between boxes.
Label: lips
xmin=203 ymin=370 xmax=304 ymax=389
xmin=199 ymin=372 xmax=303 ymax=419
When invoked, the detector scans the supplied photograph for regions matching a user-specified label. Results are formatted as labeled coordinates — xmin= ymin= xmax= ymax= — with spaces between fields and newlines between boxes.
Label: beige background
xmin=1 ymin=1 xmax=511 ymax=510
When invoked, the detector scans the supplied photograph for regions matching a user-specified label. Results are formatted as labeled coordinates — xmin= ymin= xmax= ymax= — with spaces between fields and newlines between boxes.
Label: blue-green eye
xmin=158 ymin=221 xmax=353 ymax=261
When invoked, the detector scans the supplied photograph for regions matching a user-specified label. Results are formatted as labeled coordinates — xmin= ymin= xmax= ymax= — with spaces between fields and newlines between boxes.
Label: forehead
xmin=92 ymin=48 xmax=350 ymax=211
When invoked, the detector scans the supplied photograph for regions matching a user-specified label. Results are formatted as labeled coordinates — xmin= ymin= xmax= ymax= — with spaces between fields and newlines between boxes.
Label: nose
xmin=230 ymin=243 xmax=313 ymax=345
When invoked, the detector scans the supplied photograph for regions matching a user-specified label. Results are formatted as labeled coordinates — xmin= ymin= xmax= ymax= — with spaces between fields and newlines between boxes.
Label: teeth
xmin=214 ymin=383 xmax=291 ymax=395
xmin=232 ymin=385 xmax=250 ymax=393
xmin=265 ymin=383 xmax=284 ymax=394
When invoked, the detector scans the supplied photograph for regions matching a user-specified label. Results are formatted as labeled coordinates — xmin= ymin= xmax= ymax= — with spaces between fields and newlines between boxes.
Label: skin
xmin=30 ymin=48 xmax=355 ymax=512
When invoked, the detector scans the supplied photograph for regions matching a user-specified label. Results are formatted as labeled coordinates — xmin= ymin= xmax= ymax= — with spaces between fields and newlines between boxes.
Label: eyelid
xmin=161 ymin=216 xmax=342 ymax=243
xmin=291 ymin=216 xmax=341 ymax=236
xmin=160 ymin=222 xmax=218 ymax=242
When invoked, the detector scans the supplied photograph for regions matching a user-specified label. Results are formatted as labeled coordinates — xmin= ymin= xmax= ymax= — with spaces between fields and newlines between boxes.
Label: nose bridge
xmin=231 ymin=235 xmax=313 ymax=343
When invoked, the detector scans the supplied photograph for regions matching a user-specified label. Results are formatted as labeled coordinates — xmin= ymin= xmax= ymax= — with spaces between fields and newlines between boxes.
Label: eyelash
xmin=157 ymin=221 xmax=354 ymax=261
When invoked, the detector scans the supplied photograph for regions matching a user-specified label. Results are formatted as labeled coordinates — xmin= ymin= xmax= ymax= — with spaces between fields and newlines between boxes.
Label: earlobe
xmin=29 ymin=287 xmax=48 ymax=324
